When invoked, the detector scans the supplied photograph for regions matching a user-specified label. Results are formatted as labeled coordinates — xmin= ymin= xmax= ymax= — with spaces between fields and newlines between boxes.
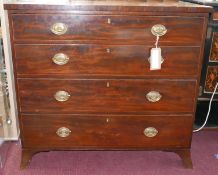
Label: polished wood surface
xmin=5 ymin=0 xmax=211 ymax=169
xmin=14 ymin=44 xmax=201 ymax=78
xmin=11 ymin=14 xmax=204 ymax=44
xmin=4 ymin=0 xmax=212 ymax=13
xmin=165 ymin=149 xmax=193 ymax=169
xmin=21 ymin=114 xmax=193 ymax=149
xmin=17 ymin=79 xmax=196 ymax=114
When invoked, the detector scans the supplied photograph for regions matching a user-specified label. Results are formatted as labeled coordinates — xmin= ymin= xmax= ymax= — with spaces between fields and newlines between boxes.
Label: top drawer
xmin=11 ymin=14 xmax=204 ymax=44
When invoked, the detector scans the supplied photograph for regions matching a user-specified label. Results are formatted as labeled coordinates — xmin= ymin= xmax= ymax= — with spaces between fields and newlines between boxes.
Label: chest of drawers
xmin=4 ymin=0 xmax=211 ymax=169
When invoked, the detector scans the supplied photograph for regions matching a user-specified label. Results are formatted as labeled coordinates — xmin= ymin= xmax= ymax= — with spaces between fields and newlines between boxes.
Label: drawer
xmin=204 ymin=66 xmax=218 ymax=93
xmin=14 ymin=44 xmax=200 ymax=78
xmin=11 ymin=14 xmax=204 ymax=44
xmin=21 ymin=114 xmax=193 ymax=149
xmin=17 ymin=79 xmax=197 ymax=114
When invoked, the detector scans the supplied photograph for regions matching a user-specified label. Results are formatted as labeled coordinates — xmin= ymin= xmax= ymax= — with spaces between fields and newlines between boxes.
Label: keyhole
xmin=106 ymin=48 xmax=111 ymax=53
xmin=107 ymin=18 xmax=111 ymax=24
xmin=106 ymin=82 xmax=110 ymax=88
xmin=106 ymin=118 xmax=110 ymax=123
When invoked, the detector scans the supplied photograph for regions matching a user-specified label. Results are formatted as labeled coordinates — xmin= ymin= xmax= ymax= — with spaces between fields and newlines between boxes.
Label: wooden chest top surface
xmin=4 ymin=0 xmax=212 ymax=13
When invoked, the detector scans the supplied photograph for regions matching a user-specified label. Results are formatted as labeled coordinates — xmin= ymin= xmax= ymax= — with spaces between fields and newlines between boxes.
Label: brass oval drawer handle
xmin=51 ymin=23 xmax=68 ymax=35
xmin=151 ymin=24 xmax=167 ymax=37
xmin=146 ymin=91 xmax=162 ymax=103
xmin=52 ymin=53 xmax=69 ymax=65
xmin=56 ymin=127 xmax=71 ymax=138
xmin=144 ymin=127 xmax=158 ymax=138
xmin=54 ymin=91 xmax=70 ymax=102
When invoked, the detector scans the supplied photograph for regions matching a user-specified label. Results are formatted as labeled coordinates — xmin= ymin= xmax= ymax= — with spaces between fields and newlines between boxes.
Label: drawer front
xmin=204 ymin=66 xmax=218 ymax=93
xmin=14 ymin=44 xmax=200 ymax=78
xmin=11 ymin=14 xmax=204 ymax=44
xmin=17 ymin=79 xmax=197 ymax=114
xmin=21 ymin=114 xmax=193 ymax=149
xmin=209 ymin=32 xmax=218 ymax=62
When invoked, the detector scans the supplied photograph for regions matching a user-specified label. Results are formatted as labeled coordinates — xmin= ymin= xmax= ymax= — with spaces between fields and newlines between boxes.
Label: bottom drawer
xmin=21 ymin=114 xmax=193 ymax=149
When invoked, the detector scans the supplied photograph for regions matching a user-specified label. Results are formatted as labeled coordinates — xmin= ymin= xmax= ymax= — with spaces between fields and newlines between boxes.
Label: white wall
xmin=0 ymin=0 xmax=19 ymax=140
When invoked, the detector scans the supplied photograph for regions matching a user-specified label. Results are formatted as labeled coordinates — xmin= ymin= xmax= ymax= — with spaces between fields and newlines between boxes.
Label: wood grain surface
xmin=11 ymin=14 xmax=204 ymax=45
xmin=21 ymin=114 xmax=193 ymax=149
xmin=4 ymin=0 xmax=211 ymax=169
xmin=14 ymin=44 xmax=200 ymax=78
xmin=17 ymin=79 xmax=197 ymax=114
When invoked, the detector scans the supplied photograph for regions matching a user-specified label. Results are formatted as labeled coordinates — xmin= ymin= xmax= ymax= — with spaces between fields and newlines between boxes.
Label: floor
xmin=1 ymin=131 xmax=218 ymax=175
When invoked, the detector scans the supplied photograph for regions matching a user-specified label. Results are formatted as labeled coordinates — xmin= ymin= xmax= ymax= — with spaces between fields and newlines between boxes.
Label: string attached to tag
xmin=155 ymin=36 xmax=159 ymax=48
xmin=149 ymin=35 xmax=162 ymax=70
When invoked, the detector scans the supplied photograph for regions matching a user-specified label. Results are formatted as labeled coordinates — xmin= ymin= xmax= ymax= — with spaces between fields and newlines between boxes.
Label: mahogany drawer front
xmin=14 ymin=44 xmax=200 ymax=78
xmin=17 ymin=79 xmax=196 ymax=114
xmin=11 ymin=14 xmax=204 ymax=44
xmin=21 ymin=114 xmax=193 ymax=149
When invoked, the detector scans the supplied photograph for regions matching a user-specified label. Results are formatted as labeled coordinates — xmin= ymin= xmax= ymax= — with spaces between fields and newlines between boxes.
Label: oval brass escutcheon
xmin=151 ymin=24 xmax=167 ymax=37
xmin=52 ymin=53 xmax=69 ymax=65
xmin=54 ymin=91 xmax=71 ymax=102
xmin=56 ymin=127 xmax=71 ymax=138
xmin=51 ymin=23 xmax=68 ymax=35
xmin=146 ymin=91 xmax=162 ymax=103
xmin=144 ymin=127 xmax=158 ymax=138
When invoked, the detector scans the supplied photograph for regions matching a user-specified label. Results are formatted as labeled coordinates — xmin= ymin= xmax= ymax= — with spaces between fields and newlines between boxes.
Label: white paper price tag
xmin=149 ymin=48 xmax=162 ymax=70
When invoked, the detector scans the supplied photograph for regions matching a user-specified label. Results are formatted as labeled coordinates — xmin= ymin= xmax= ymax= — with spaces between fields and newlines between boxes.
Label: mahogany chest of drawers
xmin=4 ymin=0 xmax=211 ymax=169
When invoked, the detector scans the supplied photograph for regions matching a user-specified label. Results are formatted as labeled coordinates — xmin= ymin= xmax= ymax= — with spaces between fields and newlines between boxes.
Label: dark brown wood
xmin=20 ymin=114 xmax=193 ymax=149
xmin=17 ymin=79 xmax=197 ymax=114
xmin=4 ymin=0 xmax=212 ymax=13
xmin=20 ymin=149 xmax=38 ymax=169
xmin=4 ymin=0 xmax=211 ymax=169
xmin=11 ymin=14 xmax=204 ymax=44
xmin=164 ymin=149 xmax=193 ymax=169
xmin=14 ymin=45 xmax=201 ymax=78
xmin=174 ymin=149 xmax=193 ymax=169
